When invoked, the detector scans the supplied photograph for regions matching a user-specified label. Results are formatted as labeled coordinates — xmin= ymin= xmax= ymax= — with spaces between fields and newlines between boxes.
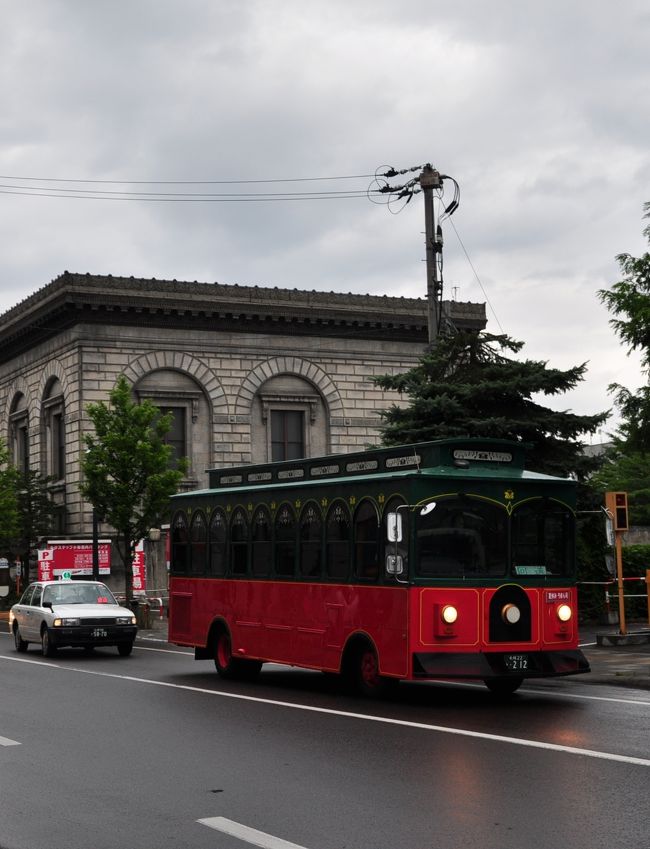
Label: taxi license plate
xmin=504 ymin=654 xmax=528 ymax=671
xmin=92 ymin=628 xmax=108 ymax=638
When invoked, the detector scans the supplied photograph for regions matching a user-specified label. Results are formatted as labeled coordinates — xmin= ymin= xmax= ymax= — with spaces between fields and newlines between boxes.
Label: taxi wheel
xmin=117 ymin=642 xmax=134 ymax=657
xmin=14 ymin=626 xmax=28 ymax=653
xmin=41 ymin=628 xmax=57 ymax=658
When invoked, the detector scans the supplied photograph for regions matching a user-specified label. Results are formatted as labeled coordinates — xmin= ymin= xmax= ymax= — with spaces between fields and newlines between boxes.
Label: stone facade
xmin=0 ymin=272 xmax=485 ymax=587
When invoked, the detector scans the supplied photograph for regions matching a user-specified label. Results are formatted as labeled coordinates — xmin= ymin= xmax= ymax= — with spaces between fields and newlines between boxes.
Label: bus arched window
xmin=299 ymin=502 xmax=322 ymax=578
xmin=326 ymin=501 xmax=351 ymax=580
xmin=511 ymin=499 xmax=573 ymax=577
xmin=416 ymin=496 xmax=507 ymax=577
xmin=252 ymin=507 xmax=272 ymax=577
xmin=230 ymin=508 xmax=249 ymax=576
xmin=209 ymin=509 xmax=227 ymax=576
xmin=275 ymin=504 xmax=296 ymax=577
xmin=354 ymin=499 xmax=380 ymax=580
xmin=190 ymin=510 xmax=207 ymax=575
xmin=171 ymin=511 xmax=189 ymax=574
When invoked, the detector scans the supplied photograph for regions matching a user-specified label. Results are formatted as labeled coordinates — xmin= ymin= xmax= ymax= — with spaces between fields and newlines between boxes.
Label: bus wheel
xmin=214 ymin=631 xmax=262 ymax=680
xmin=484 ymin=677 xmax=523 ymax=696
xmin=351 ymin=644 xmax=392 ymax=698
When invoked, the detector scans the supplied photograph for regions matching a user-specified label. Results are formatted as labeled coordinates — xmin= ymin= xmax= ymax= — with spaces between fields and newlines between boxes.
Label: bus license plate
xmin=92 ymin=628 xmax=108 ymax=638
xmin=504 ymin=654 xmax=528 ymax=671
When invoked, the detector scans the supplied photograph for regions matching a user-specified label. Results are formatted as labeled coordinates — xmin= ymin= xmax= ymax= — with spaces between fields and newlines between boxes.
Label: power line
xmin=449 ymin=218 xmax=505 ymax=334
xmin=0 ymin=171 xmax=377 ymax=186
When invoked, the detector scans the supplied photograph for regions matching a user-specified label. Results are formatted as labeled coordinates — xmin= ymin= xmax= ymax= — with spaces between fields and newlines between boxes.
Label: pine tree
xmin=373 ymin=329 xmax=607 ymax=479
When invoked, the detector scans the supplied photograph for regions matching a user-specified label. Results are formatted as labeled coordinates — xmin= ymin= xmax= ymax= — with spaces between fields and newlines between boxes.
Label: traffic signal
xmin=605 ymin=491 xmax=629 ymax=532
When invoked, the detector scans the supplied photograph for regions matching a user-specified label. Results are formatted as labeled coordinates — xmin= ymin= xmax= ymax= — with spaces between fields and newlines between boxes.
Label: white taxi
xmin=10 ymin=580 xmax=137 ymax=657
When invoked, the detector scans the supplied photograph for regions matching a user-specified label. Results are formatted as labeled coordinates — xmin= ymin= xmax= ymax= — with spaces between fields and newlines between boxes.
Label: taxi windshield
xmin=42 ymin=583 xmax=117 ymax=606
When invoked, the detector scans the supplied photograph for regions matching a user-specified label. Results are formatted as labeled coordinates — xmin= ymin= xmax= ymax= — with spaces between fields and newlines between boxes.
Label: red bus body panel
xmin=170 ymin=578 xmax=580 ymax=680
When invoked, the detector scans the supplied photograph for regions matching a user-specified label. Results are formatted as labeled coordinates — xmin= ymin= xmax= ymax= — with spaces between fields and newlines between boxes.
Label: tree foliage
xmin=594 ymin=204 xmax=650 ymax=524
xmin=10 ymin=471 xmax=58 ymax=580
xmin=0 ymin=439 xmax=19 ymax=554
xmin=373 ymin=329 xmax=607 ymax=479
xmin=81 ymin=375 xmax=187 ymax=602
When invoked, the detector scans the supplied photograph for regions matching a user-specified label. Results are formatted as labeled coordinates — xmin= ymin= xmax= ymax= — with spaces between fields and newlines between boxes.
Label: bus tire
xmin=484 ymin=677 xmax=523 ymax=696
xmin=214 ymin=630 xmax=262 ymax=680
xmin=346 ymin=641 xmax=393 ymax=699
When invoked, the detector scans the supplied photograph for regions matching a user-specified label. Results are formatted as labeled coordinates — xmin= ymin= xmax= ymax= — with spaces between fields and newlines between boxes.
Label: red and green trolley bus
xmin=168 ymin=437 xmax=589 ymax=695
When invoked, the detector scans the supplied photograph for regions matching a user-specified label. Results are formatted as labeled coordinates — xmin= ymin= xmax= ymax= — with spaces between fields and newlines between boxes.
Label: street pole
xmin=419 ymin=164 xmax=443 ymax=346
xmin=92 ymin=509 xmax=100 ymax=582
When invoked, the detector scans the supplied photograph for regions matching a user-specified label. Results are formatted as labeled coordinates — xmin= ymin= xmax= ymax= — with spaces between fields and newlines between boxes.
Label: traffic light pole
xmin=614 ymin=531 xmax=627 ymax=636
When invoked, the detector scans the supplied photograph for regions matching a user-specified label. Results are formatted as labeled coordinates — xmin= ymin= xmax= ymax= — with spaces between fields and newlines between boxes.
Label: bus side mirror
xmin=386 ymin=554 xmax=403 ymax=575
xmin=387 ymin=512 xmax=402 ymax=542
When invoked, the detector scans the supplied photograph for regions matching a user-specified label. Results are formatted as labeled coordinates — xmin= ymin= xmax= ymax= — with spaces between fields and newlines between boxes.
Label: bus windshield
xmin=511 ymin=499 xmax=574 ymax=577
xmin=416 ymin=497 xmax=508 ymax=578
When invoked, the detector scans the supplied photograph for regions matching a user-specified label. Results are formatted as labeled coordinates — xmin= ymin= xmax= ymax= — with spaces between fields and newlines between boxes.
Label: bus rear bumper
xmin=412 ymin=649 xmax=590 ymax=680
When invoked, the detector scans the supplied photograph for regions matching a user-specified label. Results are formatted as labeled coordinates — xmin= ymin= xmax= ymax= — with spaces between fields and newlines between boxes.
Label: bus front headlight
xmin=441 ymin=605 xmax=458 ymax=625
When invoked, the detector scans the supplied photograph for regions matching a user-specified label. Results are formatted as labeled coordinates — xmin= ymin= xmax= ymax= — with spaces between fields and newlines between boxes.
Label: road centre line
xmin=0 ymin=735 xmax=20 ymax=747
xmin=2 ymin=655 xmax=650 ymax=768
xmin=198 ymin=816 xmax=308 ymax=849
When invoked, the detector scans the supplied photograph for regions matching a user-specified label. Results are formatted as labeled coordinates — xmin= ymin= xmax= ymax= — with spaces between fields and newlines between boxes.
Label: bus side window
xmin=300 ymin=502 xmax=322 ymax=578
xmin=230 ymin=508 xmax=249 ymax=576
xmin=209 ymin=508 xmax=227 ymax=576
xmin=171 ymin=510 xmax=189 ymax=574
xmin=190 ymin=510 xmax=207 ymax=575
xmin=252 ymin=507 xmax=272 ymax=577
xmin=354 ymin=499 xmax=380 ymax=580
xmin=326 ymin=501 xmax=351 ymax=580
xmin=275 ymin=504 xmax=297 ymax=577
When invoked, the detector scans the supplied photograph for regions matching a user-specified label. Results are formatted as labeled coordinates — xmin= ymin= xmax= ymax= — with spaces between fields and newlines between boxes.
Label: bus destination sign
xmin=453 ymin=449 xmax=512 ymax=463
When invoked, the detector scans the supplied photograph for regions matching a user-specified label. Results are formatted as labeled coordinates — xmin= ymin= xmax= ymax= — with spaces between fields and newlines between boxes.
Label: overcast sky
xmin=2 ymin=0 xmax=649 ymax=437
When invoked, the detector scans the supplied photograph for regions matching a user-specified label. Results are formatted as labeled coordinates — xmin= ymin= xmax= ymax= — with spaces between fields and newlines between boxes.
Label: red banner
xmin=38 ymin=541 xmax=111 ymax=580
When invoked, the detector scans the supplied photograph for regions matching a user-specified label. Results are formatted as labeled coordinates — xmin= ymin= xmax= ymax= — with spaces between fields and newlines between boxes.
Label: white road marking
xmin=2 ymin=654 xmax=650 ymax=768
xmin=198 ymin=817 xmax=308 ymax=849
xmin=0 ymin=735 xmax=20 ymax=747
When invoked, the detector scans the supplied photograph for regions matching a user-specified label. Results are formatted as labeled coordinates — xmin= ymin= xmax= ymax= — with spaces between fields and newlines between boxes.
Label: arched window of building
xmin=251 ymin=375 xmax=329 ymax=463
xmin=9 ymin=393 xmax=29 ymax=474
xmin=134 ymin=370 xmax=211 ymax=490
xmin=42 ymin=378 xmax=65 ymax=481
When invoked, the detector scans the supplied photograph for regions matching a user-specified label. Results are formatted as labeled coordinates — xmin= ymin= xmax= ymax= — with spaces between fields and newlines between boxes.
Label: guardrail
xmin=579 ymin=573 xmax=649 ymax=625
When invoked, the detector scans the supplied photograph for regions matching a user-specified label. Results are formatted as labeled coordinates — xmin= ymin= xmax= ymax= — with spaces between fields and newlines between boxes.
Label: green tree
xmin=373 ymin=329 xmax=607 ymax=478
xmin=595 ymin=204 xmax=650 ymax=517
xmin=0 ymin=439 xmax=20 ymax=556
xmin=10 ymin=471 xmax=58 ymax=583
xmin=81 ymin=375 xmax=187 ymax=603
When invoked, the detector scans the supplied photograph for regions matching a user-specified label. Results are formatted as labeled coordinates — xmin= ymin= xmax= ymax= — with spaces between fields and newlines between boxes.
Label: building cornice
xmin=0 ymin=272 xmax=486 ymax=362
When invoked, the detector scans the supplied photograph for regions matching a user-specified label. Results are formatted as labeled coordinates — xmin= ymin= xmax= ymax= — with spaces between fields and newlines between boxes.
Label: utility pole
xmin=419 ymin=164 xmax=443 ymax=346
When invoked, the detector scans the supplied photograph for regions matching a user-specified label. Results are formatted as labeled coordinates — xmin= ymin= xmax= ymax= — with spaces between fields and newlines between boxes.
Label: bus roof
xmin=186 ymin=438 xmax=572 ymax=499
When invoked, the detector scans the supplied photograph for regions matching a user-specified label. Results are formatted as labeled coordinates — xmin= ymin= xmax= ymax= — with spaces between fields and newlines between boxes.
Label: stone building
xmin=0 ymin=271 xmax=485 ymax=587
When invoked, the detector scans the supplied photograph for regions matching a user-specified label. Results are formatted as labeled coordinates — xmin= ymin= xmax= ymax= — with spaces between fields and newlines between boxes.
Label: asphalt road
xmin=1 ymin=632 xmax=649 ymax=849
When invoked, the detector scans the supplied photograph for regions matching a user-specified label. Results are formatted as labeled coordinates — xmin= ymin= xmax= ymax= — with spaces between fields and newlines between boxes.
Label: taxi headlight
xmin=441 ymin=605 xmax=458 ymax=625
xmin=54 ymin=617 xmax=80 ymax=627
xmin=116 ymin=616 xmax=136 ymax=626
xmin=557 ymin=603 xmax=572 ymax=622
